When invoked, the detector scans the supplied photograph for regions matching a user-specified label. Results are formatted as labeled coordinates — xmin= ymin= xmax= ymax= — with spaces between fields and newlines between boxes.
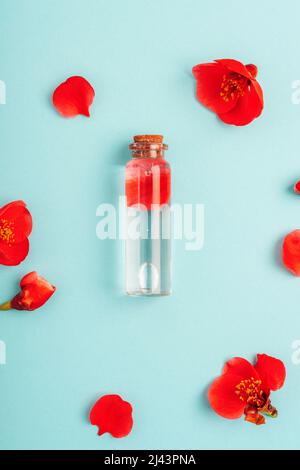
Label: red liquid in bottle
xmin=125 ymin=157 xmax=171 ymax=210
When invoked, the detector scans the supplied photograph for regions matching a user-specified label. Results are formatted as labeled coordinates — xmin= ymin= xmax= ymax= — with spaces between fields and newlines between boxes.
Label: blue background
xmin=1 ymin=0 xmax=300 ymax=450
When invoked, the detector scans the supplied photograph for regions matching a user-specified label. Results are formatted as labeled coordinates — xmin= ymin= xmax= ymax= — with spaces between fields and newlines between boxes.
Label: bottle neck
xmin=129 ymin=142 xmax=168 ymax=159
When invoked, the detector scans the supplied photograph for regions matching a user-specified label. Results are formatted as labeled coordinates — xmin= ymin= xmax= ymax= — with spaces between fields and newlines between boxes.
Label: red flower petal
xmin=52 ymin=76 xmax=95 ymax=118
xmin=294 ymin=180 xmax=300 ymax=194
xmin=218 ymin=81 xmax=264 ymax=126
xmin=246 ymin=64 xmax=258 ymax=79
xmin=90 ymin=394 xmax=133 ymax=438
xmin=0 ymin=200 xmax=26 ymax=216
xmin=192 ymin=63 xmax=239 ymax=114
xmin=10 ymin=271 xmax=56 ymax=311
xmin=282 ymin=229 xmax=300 ymax=275
xmin=208 ymin=357 xmax=262 ymax=419
xmin=216 ymin=59 xmax=253 ymax=80
xmin=222 ymin=357 xmax=260 ymax=380
xmin=208 ymin=372 xmax=246 ymax=419
xmin=254 ymin=354 xmax=286 ymax=391
xmin=0 ymin=239 xmax=29 ymax=266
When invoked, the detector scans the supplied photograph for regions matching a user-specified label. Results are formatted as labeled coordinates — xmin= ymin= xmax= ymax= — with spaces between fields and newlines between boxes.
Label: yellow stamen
xmin=235 ymin=378 xmax=265 ymax=408
xmin=0 ymin=219 xmax=15 ymax=243
xmin=220 ymin=73 xmax=247 ymax=102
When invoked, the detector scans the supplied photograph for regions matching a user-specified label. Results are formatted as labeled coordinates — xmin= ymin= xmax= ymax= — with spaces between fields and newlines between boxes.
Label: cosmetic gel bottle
xmin=125 ymin=135 xmax=171 ymax=296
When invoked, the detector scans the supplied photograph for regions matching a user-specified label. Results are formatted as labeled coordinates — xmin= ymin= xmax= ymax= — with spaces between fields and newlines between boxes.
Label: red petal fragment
xmin=10 ymin=271 xmax=56 ymax=311
xmin=90 ymin=394 xmax=133 ymax=438
xmin=282 ymin=229 xmax=300 ymax=276
xmin=294 ymin=181 xmax=300 ymax=194
xmin=52 ymin=76 xmax=95 ymax=118
xmin=254 ymin=354 xmax=286 ymax=391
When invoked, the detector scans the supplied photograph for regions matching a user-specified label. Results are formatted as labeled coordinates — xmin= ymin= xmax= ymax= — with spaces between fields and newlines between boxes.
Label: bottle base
xmin=126 ymin=289 xmax=171 ymax=297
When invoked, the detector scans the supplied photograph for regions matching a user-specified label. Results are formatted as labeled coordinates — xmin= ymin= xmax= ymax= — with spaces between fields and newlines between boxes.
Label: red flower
xmin=208 ymin=354 xmax=286 ymax=425
xmin=53 ymin=76 xmax=95 ymax=118
xmin=192 ymin=59 xmax=264 ymax=126
xmin=294 ymin=180 xmax=300 ymax=195
xmin=0 ymin=272 xmax=56 ymax=311
xmin=90 ymin=394 xmax=133 ymax=438
xmin=0 ymin=200 xmax=32 ymax=266
xmin=282 ymin=229 xmax=300 ymax=276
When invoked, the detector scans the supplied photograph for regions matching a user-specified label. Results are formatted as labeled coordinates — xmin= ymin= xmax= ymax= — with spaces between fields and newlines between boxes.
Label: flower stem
xmin=0 ymin=301 xmax=12 ymax=311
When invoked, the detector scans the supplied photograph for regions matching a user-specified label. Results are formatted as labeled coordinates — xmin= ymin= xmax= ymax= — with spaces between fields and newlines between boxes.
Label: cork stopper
xmin=130 ymin=134 xmax=167 ymax=158
xmin=133 ymin=135 xmax=164 ymax=144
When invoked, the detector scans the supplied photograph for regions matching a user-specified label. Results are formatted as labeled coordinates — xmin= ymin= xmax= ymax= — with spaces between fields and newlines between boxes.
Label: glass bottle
xmin=125 ymin=135 xmax=171 ymax=296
